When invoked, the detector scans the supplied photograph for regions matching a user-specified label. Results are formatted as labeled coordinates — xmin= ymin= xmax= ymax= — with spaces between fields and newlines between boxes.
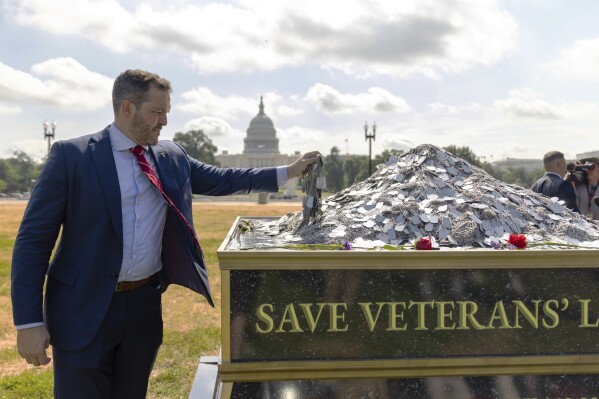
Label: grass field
xmin=0 ymin=201 xmax=301 ymax=399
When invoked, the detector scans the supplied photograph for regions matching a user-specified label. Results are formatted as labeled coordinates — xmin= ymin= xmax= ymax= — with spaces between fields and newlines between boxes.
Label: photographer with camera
xmin=571 ymin=157 xmax=599 ymax=219
xmin=531 ymin=151 xmax=580 ymax=213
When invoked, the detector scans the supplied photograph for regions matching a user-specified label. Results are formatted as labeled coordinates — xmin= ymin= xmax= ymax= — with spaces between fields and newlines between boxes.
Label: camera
xmin=565 ymin=161 xmax=592 ymax=185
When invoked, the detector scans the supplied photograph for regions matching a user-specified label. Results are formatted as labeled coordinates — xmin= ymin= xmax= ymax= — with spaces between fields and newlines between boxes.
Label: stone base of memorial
xmin=190 ymin=217 xmax=599 ymax=399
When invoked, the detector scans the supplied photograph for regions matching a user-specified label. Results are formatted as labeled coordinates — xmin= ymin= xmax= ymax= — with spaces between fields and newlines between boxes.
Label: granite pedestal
xmin=191 ymin=217 xmax=599 ymax=399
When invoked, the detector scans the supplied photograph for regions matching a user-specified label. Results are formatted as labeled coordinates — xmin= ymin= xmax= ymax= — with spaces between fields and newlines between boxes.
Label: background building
xmin=576 ymin=150 xmax=599 ymax=161
xmin=492 ymin=150 xmax=599 ymax=172
xmin=216 ymin=97 xmax=300 ymax=197
xmin=491 ymin=158 xmax=543 ymax=172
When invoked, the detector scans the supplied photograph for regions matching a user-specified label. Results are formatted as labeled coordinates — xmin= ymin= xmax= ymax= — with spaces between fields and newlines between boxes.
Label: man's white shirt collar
xmin=108 ymin=124 xmax=148 ymax=152
xmin=546 ymin=172 xmax=563 ymax=179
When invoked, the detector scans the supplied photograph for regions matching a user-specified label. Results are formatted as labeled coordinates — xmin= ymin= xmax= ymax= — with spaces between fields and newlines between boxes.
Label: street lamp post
xmin=43 ymin=120 xmax=57 ymax=156
xmin=364 ymin=121 xmax=377 ymax=176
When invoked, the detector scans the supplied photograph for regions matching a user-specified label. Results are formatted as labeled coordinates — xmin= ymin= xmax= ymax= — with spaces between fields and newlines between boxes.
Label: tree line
xmin=0 ymin=130 xmax=542 ymax=195
xmin=0 ymin=152 xmax=41 ymax=193
xmin=0 ymin=130 xmax=218 ymax=194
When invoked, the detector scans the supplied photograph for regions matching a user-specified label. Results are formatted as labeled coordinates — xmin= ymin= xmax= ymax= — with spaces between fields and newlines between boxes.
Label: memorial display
xmin=195 ymin=145 xmax=599 ymax=399
xmin=245 ymin=144 xmax=599 ymax=249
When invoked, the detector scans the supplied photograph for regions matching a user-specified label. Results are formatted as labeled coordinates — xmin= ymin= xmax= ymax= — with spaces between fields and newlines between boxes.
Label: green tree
xmin=0 ymin=152 xmax=41 ymax=192
xmin=481 ymin=162 xmax=497 ymax=176
xmin=173 ymin=129 xmax=219 ymax=166
xmin=373 ymin=149 xmax=405 ymax=167
xmin=0 ymin=159 xmax=10 ymax=188
xmin=496 ymin=167 xmax=544 ymax=188
xmin=443 ymin=145 xmax=482 ymax=167
xmin=440 ymin=145 xmax=544 ymax=189
xmin=342 ymin=155 xmax=367 ymax=187
xmin=324 ymin=146 xmax=344 ymax=193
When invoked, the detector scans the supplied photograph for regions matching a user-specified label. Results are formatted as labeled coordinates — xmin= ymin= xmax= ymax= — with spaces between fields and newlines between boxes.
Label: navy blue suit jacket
xmin=531 ymin=172 xmax=579 ymax=213
xmin=11 ymin=128 xmax=278 ymax=351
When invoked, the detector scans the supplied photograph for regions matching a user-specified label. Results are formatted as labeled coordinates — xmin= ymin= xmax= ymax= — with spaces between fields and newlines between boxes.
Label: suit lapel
xmin=150 ymin=144 xmax=181 ymax=205
xmin=89 ymin=129 xmax=123 ymax=245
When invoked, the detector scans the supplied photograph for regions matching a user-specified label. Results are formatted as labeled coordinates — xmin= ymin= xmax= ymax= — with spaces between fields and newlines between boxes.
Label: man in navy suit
xmin=11 ymin=69 xmax=319 ymax=398
xmin=531 ymin=150 xmax=579 ymax=213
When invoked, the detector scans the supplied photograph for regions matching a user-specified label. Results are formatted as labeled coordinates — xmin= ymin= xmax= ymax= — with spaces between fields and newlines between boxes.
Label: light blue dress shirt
xmin=109 ymin=124 xmax=289 ymax=281
xmin=109 ymin=125 xmax=168 ymax=282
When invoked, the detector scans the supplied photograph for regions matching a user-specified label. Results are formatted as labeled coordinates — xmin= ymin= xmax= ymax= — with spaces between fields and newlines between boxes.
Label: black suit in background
xmin=531 ymin=172 xmax=580 ymax=213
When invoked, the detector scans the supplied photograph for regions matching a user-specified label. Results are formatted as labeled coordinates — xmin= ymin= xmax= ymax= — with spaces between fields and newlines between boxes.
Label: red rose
xmin=415 ymin=237 xmax=433 ymax=250
xmin=507 ymin=234 xmax=527 ymax=249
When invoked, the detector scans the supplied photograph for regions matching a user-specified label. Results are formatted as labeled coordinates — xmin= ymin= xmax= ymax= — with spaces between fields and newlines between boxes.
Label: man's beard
xmin=130 ymin=114 xmax=158 ymax=146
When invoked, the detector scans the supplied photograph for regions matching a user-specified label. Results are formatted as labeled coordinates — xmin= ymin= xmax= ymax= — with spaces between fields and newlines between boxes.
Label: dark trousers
xmin=53 ymin=283 xmax=163 ymax=399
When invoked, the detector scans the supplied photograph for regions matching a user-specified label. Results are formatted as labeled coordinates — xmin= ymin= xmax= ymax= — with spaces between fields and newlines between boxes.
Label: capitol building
xmin=216 ymin=97 xmax=300 ymax=196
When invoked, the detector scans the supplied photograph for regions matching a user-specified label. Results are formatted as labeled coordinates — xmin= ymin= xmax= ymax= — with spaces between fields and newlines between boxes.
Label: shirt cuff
xmin=16 ymin=322 xmax=44 ymax=330
xmin=276 ymin=166 xmax=288 ymax=187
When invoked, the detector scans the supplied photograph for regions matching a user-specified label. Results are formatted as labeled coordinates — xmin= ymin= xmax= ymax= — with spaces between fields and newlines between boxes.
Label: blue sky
xmin=1 ymin=0 xmax=599 ymax=162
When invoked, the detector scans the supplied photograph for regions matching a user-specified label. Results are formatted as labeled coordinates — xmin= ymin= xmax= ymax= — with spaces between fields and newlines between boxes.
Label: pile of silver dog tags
xmin=274 ymin=144 xmax=599 ymax=249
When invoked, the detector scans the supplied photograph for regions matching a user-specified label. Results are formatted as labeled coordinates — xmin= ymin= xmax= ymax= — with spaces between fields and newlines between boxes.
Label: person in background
xmin=11 ymin=69 xmax=320 ymax=398
xmin=531 ymin=151 xmax=579 ymax=213
xmin=574 ymin=157 xmax=599 ymax=219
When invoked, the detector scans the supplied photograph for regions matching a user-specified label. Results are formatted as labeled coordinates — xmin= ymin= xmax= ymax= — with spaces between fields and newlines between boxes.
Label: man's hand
xmin=17 ymin=325 xmax=51 ymax=366
xmin=287 ymin=151 xmax=322 ymax=179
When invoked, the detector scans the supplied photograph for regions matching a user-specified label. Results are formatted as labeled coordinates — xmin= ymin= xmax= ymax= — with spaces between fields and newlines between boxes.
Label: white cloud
xmin=427 ymin=102 xmax=487 ymax=116
xmin=278 ymin=126 xmax=323 ymax=141
xmin=0 ymin=103 xmax=21 ymax=114
xmin=177 ymin=88 xmax=302 ymax=122
xmin=183 ymin=115 xmax=246 ymax=154
xmin=183 ymin=116 xmax=235 ymax=138
xmin=381 ymin=137 xmax=415 ymax=153
xmin=7 ymin=139 xmax=48 ymax=162
xmin=7 ymin=0 xmax=518 ymax=78
xmin=494 ymin=88 xmax=561 ymax=120
xmin=177 ymin=88 xmax=257 ymax=120
xmin=0 ymin=58 xmax=112 ymax=110
xmin=399 ymin=91 xmax=599 ymax=161
xmin=278 ymin=126 xmax=333 ymax=153
xmin=276 ymin=105 xmax=303 ymax=117
xmin=547 ymin=38 xmax=599 ymax=81
xmin=305 ymin=83 xmax=411 ymax=114
xmin=278 ymin=0 xmax=518 ymax=79
xmin=9 ymin=0 xmax=135 ymax=53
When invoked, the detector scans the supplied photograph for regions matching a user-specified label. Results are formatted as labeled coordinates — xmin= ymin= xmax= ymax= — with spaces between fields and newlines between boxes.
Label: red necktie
xmin=130 ymin=145 xmax=201 ymax=250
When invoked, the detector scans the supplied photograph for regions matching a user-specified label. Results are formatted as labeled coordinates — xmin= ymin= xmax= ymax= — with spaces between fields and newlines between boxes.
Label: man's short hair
xmin=112 ymin=69 xmax=171 ymax=114
xmin=543 ymin=151 xmax=565 ymax=166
